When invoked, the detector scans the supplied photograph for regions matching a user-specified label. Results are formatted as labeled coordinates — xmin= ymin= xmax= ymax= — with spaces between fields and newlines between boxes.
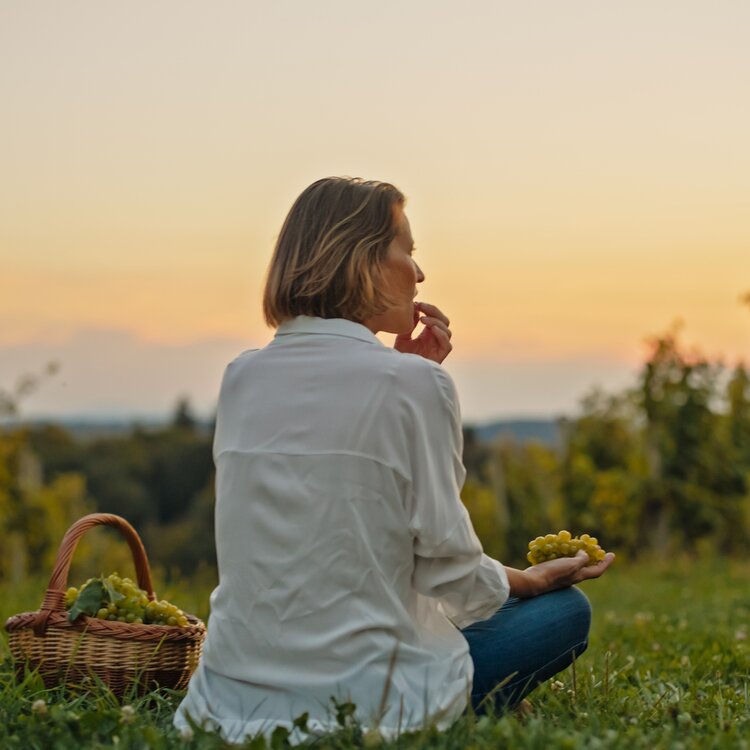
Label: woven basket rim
xmin=5 ymin=609 xmax=206 ymax=642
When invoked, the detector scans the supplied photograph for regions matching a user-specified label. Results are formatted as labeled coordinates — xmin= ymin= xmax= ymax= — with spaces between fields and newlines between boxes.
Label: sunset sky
xmin=1 ymin=1 xmax=749 ymax=422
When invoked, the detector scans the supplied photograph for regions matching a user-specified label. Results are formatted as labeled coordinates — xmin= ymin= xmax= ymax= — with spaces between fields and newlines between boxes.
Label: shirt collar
xmin=275 ymin=316 xmax=382 ymax=345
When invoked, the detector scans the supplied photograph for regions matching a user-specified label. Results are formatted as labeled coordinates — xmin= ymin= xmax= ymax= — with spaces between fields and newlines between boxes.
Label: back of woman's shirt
xmin=174 ymin=316 xmax=509 ymax=743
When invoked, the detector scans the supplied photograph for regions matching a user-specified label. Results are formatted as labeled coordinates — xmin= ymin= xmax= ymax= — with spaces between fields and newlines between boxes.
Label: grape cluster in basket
xmin=527 ymin=530 xmax=607 ymax=566
xmin=64 ymin=573 xmax=189 ymax=627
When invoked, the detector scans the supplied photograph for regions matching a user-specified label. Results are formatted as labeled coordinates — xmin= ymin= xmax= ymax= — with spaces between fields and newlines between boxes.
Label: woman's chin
xmin=396 ymin=318 xmax=416 ymax=336
xmin=369 ymin=308 xmax=415 ymax=336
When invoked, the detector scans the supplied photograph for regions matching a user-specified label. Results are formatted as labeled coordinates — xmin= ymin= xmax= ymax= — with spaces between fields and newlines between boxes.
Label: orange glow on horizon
xmin=2 ymin=1 xmax=749 ymax=418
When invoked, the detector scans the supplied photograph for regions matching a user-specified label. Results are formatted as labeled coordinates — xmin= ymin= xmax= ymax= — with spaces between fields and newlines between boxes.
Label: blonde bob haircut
xmin=263 ymin=177 xmax=405 ymax=327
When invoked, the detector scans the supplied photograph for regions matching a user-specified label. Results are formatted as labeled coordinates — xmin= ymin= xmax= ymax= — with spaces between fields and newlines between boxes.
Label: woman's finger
xmin=560 ymin=552 xmax=590 ymax=584
xmin=577 ymin=553 xmax=616 ymax=581
xmin=416 ymin=301 xmax=450 ymax=327
xmin=420 ymin=316 xmax=453 ymax=339
xmin=426 ymin=324 xmax=453 ymax=361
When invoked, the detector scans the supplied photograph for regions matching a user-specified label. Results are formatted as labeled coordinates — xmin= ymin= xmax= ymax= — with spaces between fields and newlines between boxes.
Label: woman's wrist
xmin=504 ymin=566 xmax=546 ymax=599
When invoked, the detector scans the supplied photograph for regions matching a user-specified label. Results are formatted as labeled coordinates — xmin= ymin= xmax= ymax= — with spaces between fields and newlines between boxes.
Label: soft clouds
xmin=445 ymin=356 xmax=639 ymax=422
xmin=0 ymin=329 xmax=259 ymax=418
xmin=1 ymin=327 xmax=638 ymax=421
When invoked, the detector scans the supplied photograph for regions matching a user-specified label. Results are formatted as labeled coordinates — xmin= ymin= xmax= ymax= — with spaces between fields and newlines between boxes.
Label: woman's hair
xmin=262 ymin=176 xmax=405 ymax=327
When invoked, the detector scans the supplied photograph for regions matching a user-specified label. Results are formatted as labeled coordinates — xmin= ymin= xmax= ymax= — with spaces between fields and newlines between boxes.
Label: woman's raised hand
xmin=394 ymin=302 xmax=453 ymax=364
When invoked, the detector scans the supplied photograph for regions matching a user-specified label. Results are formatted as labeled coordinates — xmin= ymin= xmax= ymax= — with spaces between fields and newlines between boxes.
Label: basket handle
xmin=33 ymin=513 xmax=156 ymax=636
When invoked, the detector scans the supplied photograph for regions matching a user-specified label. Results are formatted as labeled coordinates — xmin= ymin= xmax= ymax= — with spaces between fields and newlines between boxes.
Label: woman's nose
xmin=415 ymin=262 xmax=425 ymax=283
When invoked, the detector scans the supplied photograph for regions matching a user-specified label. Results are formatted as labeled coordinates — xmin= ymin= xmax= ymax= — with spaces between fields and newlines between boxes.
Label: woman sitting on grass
xmin=174 ymin=177 xmax=615 ymax=742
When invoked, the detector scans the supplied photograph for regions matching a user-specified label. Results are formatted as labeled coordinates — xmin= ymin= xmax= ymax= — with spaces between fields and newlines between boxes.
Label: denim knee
xmin=561 ymin=585 xmax=592 ymax=646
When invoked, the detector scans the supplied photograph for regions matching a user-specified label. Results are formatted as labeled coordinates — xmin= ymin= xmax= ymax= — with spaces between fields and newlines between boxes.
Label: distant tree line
xmin=462 ymin=329 xmax=750 ymax=563
xmin=0 ymin=395 xmax=216 ymax=582
xmin=2 ymin=328 xmax=750 ymax=583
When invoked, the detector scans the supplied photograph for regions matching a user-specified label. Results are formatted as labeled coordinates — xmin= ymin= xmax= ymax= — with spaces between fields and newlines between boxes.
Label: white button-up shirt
xmin=175 ymin=316 xmax=509 ymax=742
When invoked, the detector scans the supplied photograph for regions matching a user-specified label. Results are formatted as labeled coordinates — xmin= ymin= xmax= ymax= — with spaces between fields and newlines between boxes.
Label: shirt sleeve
xmin=405 ymin=361 xmax=510 ymax=629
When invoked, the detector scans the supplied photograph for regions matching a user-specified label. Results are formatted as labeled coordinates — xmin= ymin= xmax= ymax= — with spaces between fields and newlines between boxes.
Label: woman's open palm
xmin=526 ymin=550 xmax=616 ymax=595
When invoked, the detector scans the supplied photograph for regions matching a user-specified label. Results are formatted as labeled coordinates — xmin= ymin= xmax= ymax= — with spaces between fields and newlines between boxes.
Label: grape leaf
xmin=68 ymin=580 xmax=107 ymax=623
xmin=103 ymin=576 xmax=125 ymax=606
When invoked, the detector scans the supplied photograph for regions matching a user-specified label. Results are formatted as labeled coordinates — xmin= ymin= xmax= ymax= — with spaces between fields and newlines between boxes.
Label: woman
xmin=174 ymin=177 xmax=614 ymax=742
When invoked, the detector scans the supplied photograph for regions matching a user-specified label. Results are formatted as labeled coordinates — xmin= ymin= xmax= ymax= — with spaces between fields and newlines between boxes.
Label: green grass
xmin=2 ymin=557 xmax=749 ymax=749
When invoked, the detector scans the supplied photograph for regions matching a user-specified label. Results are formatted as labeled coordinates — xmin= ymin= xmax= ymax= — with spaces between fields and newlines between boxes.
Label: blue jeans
xmin=461 ymin=586 xmax=591 ymax=713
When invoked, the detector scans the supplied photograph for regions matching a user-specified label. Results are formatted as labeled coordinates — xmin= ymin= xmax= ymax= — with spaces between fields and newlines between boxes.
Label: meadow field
xmin=2 ymin=556 xmax=749 ymax=750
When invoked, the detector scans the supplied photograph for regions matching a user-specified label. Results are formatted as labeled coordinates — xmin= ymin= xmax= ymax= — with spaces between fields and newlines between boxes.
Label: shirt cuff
xmin=439 ymin=554 xmax=510 ymax=630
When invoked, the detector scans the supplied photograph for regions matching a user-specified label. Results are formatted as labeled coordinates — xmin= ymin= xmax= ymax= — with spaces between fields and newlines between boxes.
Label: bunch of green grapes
xmin=527 ymin=530 xmax=606 ymax=566
xmin=64 ymin=573 xmax=189 ymax=627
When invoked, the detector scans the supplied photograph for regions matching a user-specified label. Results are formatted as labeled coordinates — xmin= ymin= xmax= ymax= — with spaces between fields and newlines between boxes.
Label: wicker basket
xmin=4 ymin=513 xmax=207 ymax=697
